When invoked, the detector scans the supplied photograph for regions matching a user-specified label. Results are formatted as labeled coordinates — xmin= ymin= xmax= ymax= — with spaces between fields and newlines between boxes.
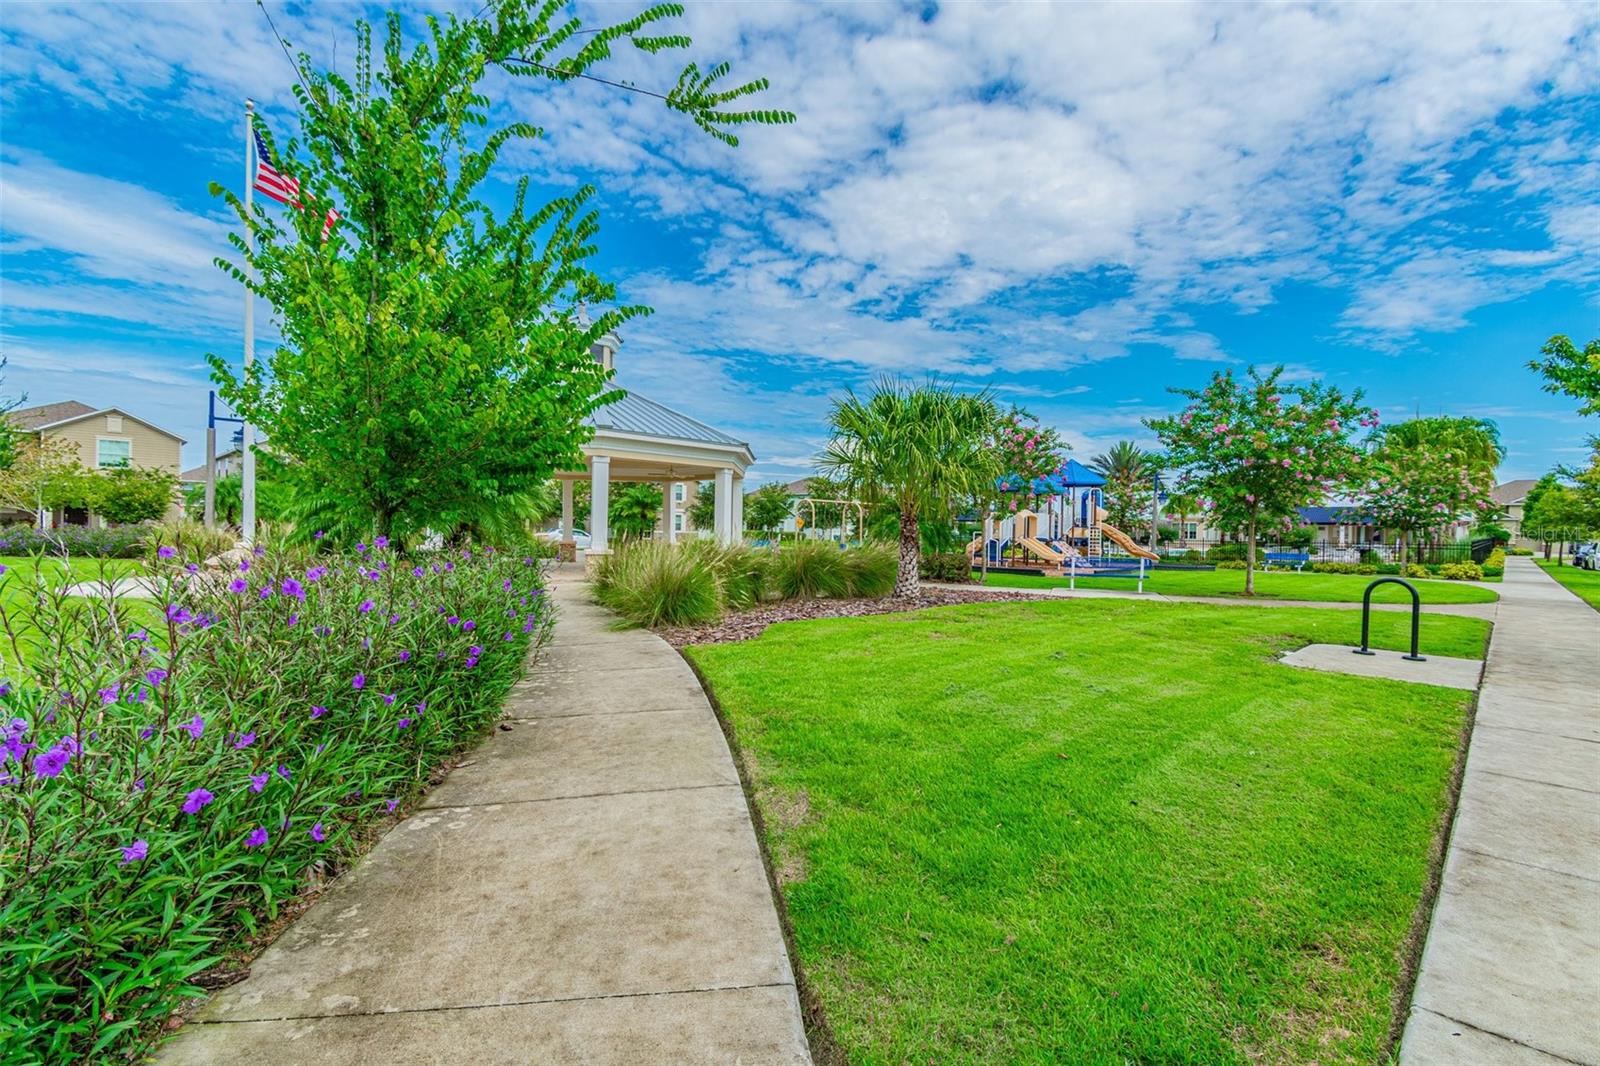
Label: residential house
xmin=5 ymin=401 xmax=185 ymax=525
xmin=1490 ymin=479 xmax=1539 ymax=550
xmin=178 ymin=444 xmax=246 ymax=487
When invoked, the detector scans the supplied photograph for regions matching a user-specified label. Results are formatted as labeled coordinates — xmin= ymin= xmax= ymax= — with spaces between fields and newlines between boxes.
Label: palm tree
xmin=1088 ymin=440 xmax=1156 ymax=534
xmin=818 ymin=378 xmax=999 ymax=597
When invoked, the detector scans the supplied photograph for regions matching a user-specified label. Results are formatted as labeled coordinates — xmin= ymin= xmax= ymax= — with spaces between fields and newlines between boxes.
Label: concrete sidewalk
xmin=159 ymin=574 xmax=811 ymax=1065
xmin=1400 ymin=558 xmax=1600 ymax=1065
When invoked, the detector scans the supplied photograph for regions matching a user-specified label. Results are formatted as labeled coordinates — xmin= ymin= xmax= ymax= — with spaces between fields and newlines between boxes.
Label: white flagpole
xmin=241 ymin=98 xmax=257 ymax=548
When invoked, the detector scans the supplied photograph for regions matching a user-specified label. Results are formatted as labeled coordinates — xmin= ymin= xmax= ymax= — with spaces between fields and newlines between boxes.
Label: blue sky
xmin=2 ymin=1 xmax=1597 ymax=484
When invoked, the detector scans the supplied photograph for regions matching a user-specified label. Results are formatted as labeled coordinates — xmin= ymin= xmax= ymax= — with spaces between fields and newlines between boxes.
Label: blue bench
xmin=1263 ymin=552 xmax=1311 ymax=570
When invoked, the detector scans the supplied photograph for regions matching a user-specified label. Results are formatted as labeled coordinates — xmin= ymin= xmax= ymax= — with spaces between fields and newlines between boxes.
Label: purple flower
xmin=468 ymin=645 xmax=483 ymax=657
xmin=34 ymin=744 xmax=70 ymax=779
xmin=502 ymin=578 xmax=513 ymax=592
xmin=138 ymin=726 xmax=153 ymax=740
xmin=311 ymin=705 xmax=328 ymax=719
xmin=99 ymin=685 xmax=120 ymax=705
xmin=181 ymin=788 xmax=214 ymax=814
xmin=243 ymin=826 xmax=269 ymax=848
xmin=447 ymin=616 xmax=460 ymax=627
xmin=281 ymin=578 xmax=305 ymax=601
xmin=412 ymin=566 xmax=425 ymax=578
xmin=179 ymin=715 xmax=204 ymax=740
xmin=388 ymin=614 xmax=399 ymax=625
xmin=130 ymin=686 xmax=149 ymax=704
xmin=397 ymin=650 xmax=411 ymax=662
xmin=133 ymin=776 xmax=145 ymax=791
xmin=386 ymin=798 xmax=400 ymax=813
xmin=259 ymin=586 xmax=274 ymax=600
xmin=314 ymin=530 xmax=326 ymax=540
xmin=415 ymin=701 xmax=426 ymax=714
xmin=232 ymin=731 xmax=256 ymax=749
xmin=276 ymin=764 xmax=291 ymax=780
xmin=238 ymin=559 xmax=250 ymax=573
xmin=382 ymin=693 xmax=396 ymax=706
xmin=145 ymin=668 xmax=167 ymax=686
xmin=185 ymin=563 xmax=199 ymax=574
xmin=306 ymin=566 xmax=328 ymax=582
xmin=157 ymin=545 xmax=177 ymax=559
xmin=351 ymin=673 xmax=365 ymax=690
xmin=359 ymin=599 xmax=375 ymax=614
xmin=356 ymin=542 xmax=368 ymax=554
xmin=287 ymin=613 xmax=300 ymax=627
xmin=119 ymin=839 xmax=149 ymax=865
xmin=310 ymin=822 xmax=326 ymax=842
xmin=165 ymin=604 xmax=192 ymax=624
xmin=504 ymin=631 xmax=514 ymax=642
xmin=374 ymin=535 xmax=389 ymax=549
xmin=228 ymin=578 xmax=248 ymax=595
xmin=397 ymin=717 xmax=413 ymax=730
xmin=248 ymin=771 xmax=270 ymax=793
xmin=462 ymin=620 xmax=476 ymax=633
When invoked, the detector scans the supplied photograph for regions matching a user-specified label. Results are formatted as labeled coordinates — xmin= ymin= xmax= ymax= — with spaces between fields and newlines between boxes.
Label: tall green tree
xmin=1147 ymin=366 xmax=1370 ymax=594
xmin=745 ymin=482 xmax=793 ymax=536
xmin=1529 ymin=335 xmax=1600 ymax=417
xmin=1350 ymin=416 xmax=1503 ymax=561
xmin=819 ymin=378 xmax=999 ymax=597
xmin=1088 ymin=440 xmax=1155 ymax=535
xmin=609 ymin=483 xmax=662 ymax=539
xmin=689 ymin=481 xmax=716 ymax=531
xmin=211 ymin=1 xmax=791 ymax=544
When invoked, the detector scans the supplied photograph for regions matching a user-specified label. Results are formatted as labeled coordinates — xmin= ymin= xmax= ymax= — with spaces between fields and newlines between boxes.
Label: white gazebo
xmin=554 ymin=329 xmax=754 ymax=568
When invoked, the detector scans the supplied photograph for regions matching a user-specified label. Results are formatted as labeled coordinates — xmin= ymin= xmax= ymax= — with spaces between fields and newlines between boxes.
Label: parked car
xmin=1574 ymin=542 xmax=1599 ymax=571
xmin=536 ymin=527 xmax=591 ymax=549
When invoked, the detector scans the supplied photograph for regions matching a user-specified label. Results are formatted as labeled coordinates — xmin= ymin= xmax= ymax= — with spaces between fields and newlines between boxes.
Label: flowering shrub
xmin=1440 ymin=561 xmax=1484 ymax=581
xmin=0 ymin=522 xmax=150 ymax=559
xmin=0 ymin=539 xmax=551 ymax=1060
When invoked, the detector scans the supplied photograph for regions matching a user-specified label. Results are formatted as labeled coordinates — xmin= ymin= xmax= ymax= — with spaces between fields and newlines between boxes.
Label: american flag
xmin=253 ymin=128 xmax=339 ymax=236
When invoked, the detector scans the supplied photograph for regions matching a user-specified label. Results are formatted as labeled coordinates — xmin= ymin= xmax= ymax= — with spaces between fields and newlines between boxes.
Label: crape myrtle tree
xmin=211 ymin=1 xmax=792 ymax=544
xmin=1146 ymin=366 xmax=1372 ymax=594
xmin=1349 ymin=417 xmax=1503 ymax=562
xmin=989 ymin=407 xmax=1069 ymax=516
xmin=820 ymin=378 xmax=1000 ymax=598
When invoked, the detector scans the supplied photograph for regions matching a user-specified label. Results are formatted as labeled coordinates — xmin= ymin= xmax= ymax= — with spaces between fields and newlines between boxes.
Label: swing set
xmin=794 ymin=497 xmax=867 ymax=547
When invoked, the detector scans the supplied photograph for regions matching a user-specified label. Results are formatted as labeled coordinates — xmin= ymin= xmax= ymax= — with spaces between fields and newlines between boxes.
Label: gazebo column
xmin=713 ymin=467 xmax=733 ymax=545
xmin=589 ymin=455 xmax=611 ymax=567
xmin=731 ymin=475 xmax=744 ymax=543
xmin=661 ymin=482 xmax=676 ymax=544
xmin=559 ymin=479 xmax=576 ymax=563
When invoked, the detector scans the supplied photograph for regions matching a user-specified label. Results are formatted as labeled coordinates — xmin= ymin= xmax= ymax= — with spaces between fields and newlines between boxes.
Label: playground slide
xmin=1019 ymin=537 xmax=1081 ymax=565
xmin=1095 ymin=515 xmax=1160 ymax=561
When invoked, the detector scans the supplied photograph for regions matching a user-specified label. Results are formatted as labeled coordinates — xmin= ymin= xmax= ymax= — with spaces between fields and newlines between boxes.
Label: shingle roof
xmin=10 ymin=400 xmax=95 ymax=431
xmin=588 ymin=391 xmax=747 ymax=448
xmin=1491 ymin=479 xmax=1537 ymax=506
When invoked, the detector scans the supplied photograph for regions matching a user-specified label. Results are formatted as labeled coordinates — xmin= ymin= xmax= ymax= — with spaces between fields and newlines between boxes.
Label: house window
xmin=1184 ymin=522 xmax=1198 ymax=539
xmin=97 ymin=438 xmax=132 ymax=468
xmin=673 ymin=512 xmax=684 ymax=532
xmin=673 ymin=483 xmax=685 ymax=502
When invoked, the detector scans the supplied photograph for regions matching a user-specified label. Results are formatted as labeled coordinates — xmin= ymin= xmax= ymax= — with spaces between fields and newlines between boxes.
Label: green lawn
xmin=688 ymin=599 xmax=1487 ymax=1065
xmin=0 ymin=556 xmax=154 ymax=660
xmin=980 ymin=565 xmax=1499 ymax=604
xmin=1535 ymin=558 xmax=1600 ymax=611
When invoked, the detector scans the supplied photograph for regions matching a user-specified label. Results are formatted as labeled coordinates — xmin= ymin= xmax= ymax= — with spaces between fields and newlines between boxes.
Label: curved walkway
xmin=1400 ymin=558 xmax=1600 ymax=1065
xmin=160 ymin=572 xmax=810 ymax=1065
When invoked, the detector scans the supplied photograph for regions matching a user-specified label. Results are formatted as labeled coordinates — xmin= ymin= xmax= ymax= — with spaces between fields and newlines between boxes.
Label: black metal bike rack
xmin=1354 ymin=577 xmax=1425 ymax=661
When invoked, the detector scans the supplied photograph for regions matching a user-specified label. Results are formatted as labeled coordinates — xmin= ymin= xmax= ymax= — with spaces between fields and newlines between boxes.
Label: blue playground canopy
xmin=996 ymin=457 xmax=1106 ymax=496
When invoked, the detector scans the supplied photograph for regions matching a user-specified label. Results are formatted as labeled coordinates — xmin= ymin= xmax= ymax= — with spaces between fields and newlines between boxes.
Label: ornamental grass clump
xmin=0 ymin=539 xmax=551 ymax=1061
xmin=769 ymin=539 xmax=851 ymax=600
xmin=594 ymin=541 xmax=722 ymax=627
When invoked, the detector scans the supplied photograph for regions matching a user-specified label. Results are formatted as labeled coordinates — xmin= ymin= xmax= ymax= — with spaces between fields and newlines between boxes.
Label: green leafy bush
xmin=1311 ymin=561 xmax=1359 ymax=574
xmin=1208 ymin=543 xmax=1247 ymax=562
xmin=1507 ymin=546 xmax=1534 ymax=556
xmin=1439 ymin=561 xmax=1484 ymax=581
xmin=919 ymin=551 xmax=973 ymax=583
xmin=1484 ymin=548 xmax=1506 ymax=571
xmin=769 ymin=539 xmax=851 ymax=599
xmin=1215 ymin=560 xmax=1248 ymax=570
xmin=595 ymin=541 xmax=722 ymax=627
xmin=0 ymin=539 xmax=549 ymax=1061
xmin=1356 ymin=564 xmax=1379 ymax=575
xmin=1403 ymin=563 xmax=1433 ymax=579
xmin=0 ymin=523 xmax=150 ymax=559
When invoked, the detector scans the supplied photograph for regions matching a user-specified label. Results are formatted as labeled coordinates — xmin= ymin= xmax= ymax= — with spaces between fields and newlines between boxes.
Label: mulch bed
xmin=655 ymin=587 xmax=1038 ymax=646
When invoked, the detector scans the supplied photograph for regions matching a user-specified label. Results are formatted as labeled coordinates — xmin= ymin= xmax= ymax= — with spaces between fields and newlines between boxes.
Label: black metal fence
xmin=1155 ymin=539 xmax=1497 ymax=565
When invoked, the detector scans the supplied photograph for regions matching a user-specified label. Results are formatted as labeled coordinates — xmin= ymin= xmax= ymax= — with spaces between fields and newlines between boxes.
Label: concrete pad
xmin=162 ymin=985 xmax=810 ymax=1066
xmin=423 ymin=709 xmax=738 ymax=806
xmin=1476 ymin=689 xmax=1600 ymax=742
xmin=1401 ymin=1007 xmax=1578 ymax=1066
xmin=192 ymin=786 xmax=791 ymax=1022
xmin=1466 ymin=725 xmax=1600 ymax=794
xmin=506 ymin=664 xmax=711 ymax=718
xmin=1409 ymin=849 xmax=1600 ymax=1065
xmin=533 ymin=641 xmax=684 ymax=675
xmin=1451 ymin=767 xmax=1600 ymax=880
xmin=1278 ymin=643 xmax=1483 ymax=690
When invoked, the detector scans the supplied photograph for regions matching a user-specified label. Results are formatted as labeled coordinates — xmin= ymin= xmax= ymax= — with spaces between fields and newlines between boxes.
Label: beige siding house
xmin=7 ymin=400 xmax=186 ymax=525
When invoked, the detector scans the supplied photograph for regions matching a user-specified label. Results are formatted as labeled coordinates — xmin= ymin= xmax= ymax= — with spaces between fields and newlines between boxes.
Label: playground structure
xmin=968 ymin=459 xmax=1160 ymax=576
xmin=795 ymin=496 xmax=867 ymax=546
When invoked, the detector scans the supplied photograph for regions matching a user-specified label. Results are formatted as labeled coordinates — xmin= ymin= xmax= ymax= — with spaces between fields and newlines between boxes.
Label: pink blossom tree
xmin=1146 ymin=366 xmax=1372 ymax=594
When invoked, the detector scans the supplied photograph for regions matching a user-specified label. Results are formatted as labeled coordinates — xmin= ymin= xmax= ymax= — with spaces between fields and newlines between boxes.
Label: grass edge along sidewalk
xmin=688 ymin=598 xmax=1490 ymax=1066
xmin=1533 ymin=558 xmax=1600 ymax=610
xmin=980 ymin=566 xmax=1499 ymax=604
